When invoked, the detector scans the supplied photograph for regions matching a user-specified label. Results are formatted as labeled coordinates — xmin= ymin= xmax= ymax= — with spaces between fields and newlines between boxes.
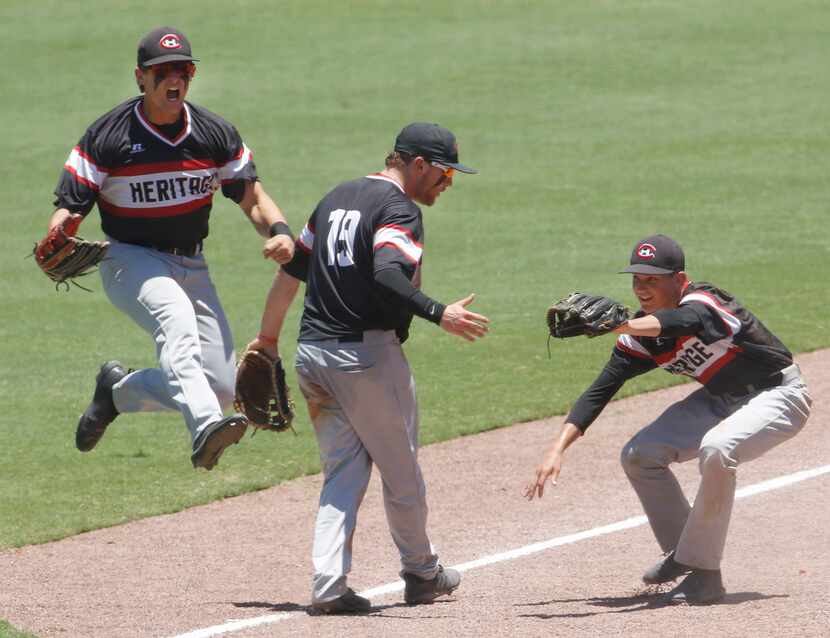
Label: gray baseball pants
xmin=295 ymin=330 xmax=439 ymax=604
xmin=99 ymin=240 xmax=236 ymax=443
xmin=620 ymin=363 xmax=811 ymax=570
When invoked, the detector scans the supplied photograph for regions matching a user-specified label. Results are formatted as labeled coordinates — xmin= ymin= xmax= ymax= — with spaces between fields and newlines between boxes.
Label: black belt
xmin=128 ymin=241 xmax=203 ymax=257
xmin=337 ymin=334 xmax=364 ymax=343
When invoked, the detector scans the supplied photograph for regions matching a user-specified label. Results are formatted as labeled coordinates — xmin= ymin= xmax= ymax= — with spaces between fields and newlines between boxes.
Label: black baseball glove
xmin=547 ymin=292 xmax=630 ymax=338
xmin=234 ymin=349 xmax=295 ymax=432
xmin=33 ymin=216 xmax=109 ymax=291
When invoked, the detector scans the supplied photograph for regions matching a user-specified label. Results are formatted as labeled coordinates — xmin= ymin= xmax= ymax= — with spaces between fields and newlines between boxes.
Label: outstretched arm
xmin=374 ymin=267 xmax=489 ymax=341
xmin=246 ymin=268 xmax=302 ymax=358
xmin=613 ymin=314 xmax=662 ymax=337
xmin=238 ymin=181 xmax=295 ymax=264
xmin=524 ymin=422 xmax=582 ymax=500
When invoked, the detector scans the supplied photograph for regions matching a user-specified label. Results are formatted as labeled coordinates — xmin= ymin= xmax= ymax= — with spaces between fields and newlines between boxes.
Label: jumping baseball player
xmin=247 ymin=122 xmax=489 ymax=613
xmin=526 ymin=234 xmax=812 ymax=603
xmin=46 ymin=26 xmax=294 ymax=470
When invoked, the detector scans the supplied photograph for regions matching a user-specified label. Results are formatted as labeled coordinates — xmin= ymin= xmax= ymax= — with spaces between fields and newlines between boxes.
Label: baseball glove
xmin=547 ymin=292 xmax=630 ymax=338
xmin=33 ymin=216 xmax=109 ymax=291
xmin=234 ymin=349 xmax=295 ymax=432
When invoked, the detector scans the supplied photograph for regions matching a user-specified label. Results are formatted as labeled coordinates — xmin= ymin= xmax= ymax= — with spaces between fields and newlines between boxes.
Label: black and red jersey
xmin=282 ymin=174 xmax=424 ymax=341
xmin=568 ymin=282 xmax=793 ymax=431
xmin=53 ymin=96 xmax=257 ymax=248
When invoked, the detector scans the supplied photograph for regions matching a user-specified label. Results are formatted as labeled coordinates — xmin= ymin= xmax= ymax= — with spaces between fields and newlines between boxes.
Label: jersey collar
xmin=134 ymin=101 xmax=192 ymax=147
xmin=366 ymin=172 xmax=405 ymax=194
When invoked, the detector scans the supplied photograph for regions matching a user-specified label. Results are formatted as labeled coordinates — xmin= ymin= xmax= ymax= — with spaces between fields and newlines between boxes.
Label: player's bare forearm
xmin=239 ymin=181 xmax=289 ymax=234
xmin=613 ymin=314 xmax=662 ymax=337
xmin=248 ymin=269 xmax=301 ymax=357
xmin=524 ymin=421 xmax=582 ymax=500
xmin=239 ymin=181 xmax=295 ymax=263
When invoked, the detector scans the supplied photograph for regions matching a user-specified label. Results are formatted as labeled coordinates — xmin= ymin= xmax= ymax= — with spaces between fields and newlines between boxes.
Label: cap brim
xmin=141 ymin=54 xmax=199 ymax=67
xmin=445 ymin=162 xmax=477 ymax=174
xmin=619 ymin=264 xmax=677 ymax=275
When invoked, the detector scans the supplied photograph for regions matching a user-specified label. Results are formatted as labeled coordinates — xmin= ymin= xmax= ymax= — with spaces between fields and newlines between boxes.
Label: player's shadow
xmin=233 ymin=601 xmax=309 ymax=613
xmin=516 ymin=592 xmax=789 ymax=619
xmin=231 ymin=599 xmax=454 ymax=620
xmin=232 ymin=598 xmax=457 ymax=618
xmin=360 ymin=598 xmax=457 ymax=619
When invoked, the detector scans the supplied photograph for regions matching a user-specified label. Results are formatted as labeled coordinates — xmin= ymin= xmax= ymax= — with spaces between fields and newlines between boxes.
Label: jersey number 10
xmin=326 ymin=208 xmax=361 ymax=267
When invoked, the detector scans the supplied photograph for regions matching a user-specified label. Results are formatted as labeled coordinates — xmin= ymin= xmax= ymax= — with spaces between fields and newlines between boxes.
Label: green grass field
xmin=0 ymin=621 xmax=37 ymax=638
xmin=1 ymin=0 xmax=828 ymax=580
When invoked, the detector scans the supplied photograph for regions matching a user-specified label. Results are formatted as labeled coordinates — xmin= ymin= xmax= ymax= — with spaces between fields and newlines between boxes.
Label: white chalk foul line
xmin=169 ymin=463 xmax=830 ymax=638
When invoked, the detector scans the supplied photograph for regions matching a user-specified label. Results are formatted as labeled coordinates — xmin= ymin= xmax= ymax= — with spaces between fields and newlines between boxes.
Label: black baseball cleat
xmin=190 ymin=414 xmax=248 ymax=470
xmin=403 ymin=565 xmax=461 ymax=604
xmin=664 ymin=568 xmax=726 ymax=605
xmin=311 ymin=588 xmax=371 ymax=614
xmin=76 ymin=360 xmax=128 ymax=452
xmin=642 ymin=550 xmax=692 ymax=584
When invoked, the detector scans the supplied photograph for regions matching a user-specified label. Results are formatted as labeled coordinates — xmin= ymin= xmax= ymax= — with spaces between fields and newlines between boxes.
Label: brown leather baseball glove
xmin=34 ymin=216 xmax=109 ymax=291
xmin=234 ymin=349 xmax=295 ymax=432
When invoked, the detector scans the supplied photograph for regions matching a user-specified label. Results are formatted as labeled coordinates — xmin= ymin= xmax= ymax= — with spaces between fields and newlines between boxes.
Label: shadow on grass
xmin=516 ymin=591 xmax=789 ymax=619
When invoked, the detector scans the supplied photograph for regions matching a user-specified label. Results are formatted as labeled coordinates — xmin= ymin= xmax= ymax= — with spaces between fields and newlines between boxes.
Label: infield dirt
xmin=1 ymin=350 xmax=827 ymax=638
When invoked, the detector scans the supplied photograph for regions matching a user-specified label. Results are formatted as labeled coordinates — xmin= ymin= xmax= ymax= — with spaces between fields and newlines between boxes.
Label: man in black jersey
xmin=526 ymin=234 xmax=812 ymax=604
xmin=46 ymin=26 xmax=295 ymax=470
xmin=248 ymin=122 xmax=489 ymax=613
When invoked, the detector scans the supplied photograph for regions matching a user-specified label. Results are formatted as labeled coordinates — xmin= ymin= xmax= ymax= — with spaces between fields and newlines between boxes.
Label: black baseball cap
xmin=394 ymin=122 xmax=477 ymax=174
xmin=620 ymin=234 xmax=685 ymax=275
xmin=137 ymin=27 xmax=199 ymax=68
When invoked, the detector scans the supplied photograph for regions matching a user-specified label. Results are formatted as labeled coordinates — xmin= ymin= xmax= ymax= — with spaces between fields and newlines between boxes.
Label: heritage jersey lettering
xmin=54 ymin=97 xmax=257 ymax=247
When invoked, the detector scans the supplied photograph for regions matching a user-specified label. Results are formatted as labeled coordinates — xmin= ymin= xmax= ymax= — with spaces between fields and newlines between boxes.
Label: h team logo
xmin=159 ymin=34 xmax=183 ymax=49
xmin=637 ymin=243 xmax=657 ymax=260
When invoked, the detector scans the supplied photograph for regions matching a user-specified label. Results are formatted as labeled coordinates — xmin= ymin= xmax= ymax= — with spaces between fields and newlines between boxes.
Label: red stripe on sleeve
xmin=64 ymin=164 xmax=101 ymax=191
xmin=616 ymin=341 xmax=652 ymax=360
xmin=374 ymin=241 xmax=420 ymax=264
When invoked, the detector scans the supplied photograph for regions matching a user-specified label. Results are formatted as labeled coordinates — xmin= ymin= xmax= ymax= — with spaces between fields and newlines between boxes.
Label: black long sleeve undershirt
xmin=374 ymin=267 xmax=445 ymax=324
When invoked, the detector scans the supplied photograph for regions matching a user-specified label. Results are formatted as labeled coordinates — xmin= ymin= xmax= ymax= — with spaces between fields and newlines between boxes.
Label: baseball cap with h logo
xmin=620 ymin=234 xmax=685 ymax=275
xmin=137 ymin=26 xmax=199 ymax=68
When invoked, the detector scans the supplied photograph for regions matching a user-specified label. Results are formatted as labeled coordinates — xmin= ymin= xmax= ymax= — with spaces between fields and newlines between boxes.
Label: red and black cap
xmin=137 ymin=27 xmax=199 ymax=68
xmin=620 ymin=234 xmax=685 ymax=275
xmin=394 ymin=122 xmax=477 ymax=174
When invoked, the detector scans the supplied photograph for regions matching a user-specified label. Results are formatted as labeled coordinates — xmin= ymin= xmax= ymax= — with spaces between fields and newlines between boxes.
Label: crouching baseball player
xmin=526 ymin=234 xmax=812 ymax=604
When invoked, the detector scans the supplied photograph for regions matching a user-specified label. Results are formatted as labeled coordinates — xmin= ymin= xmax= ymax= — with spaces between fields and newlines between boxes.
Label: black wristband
xmin=269 ymin=221 xmax=293 ymax=238
xmin=409 ymin=290 xmax=446 ymax=325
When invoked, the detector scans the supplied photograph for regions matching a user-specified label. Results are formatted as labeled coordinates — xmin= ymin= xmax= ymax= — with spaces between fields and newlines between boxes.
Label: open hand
xmin=440 ymin=293 xmax=489 ymax=342
xmin=524 ymin=447 xmax=564 ymax=500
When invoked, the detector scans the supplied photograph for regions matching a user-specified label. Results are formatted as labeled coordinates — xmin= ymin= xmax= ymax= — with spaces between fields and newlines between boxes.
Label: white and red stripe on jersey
xmin=613 ymin=281 xmax=791 ymax=391
xmin=54 ymin=96 xmax=257 ymax=245
xmin=64 ymin=147 xmax=108 ymax=191
xmin=373 ymin=224 xmax=423 ymax=265
xmin=679 ymin=290 xmax=742 ymax=336
xmin=296 ymin=222 xmax=315 ymax=253
xmin=616 ymin=332 xmax=742 ymax=383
